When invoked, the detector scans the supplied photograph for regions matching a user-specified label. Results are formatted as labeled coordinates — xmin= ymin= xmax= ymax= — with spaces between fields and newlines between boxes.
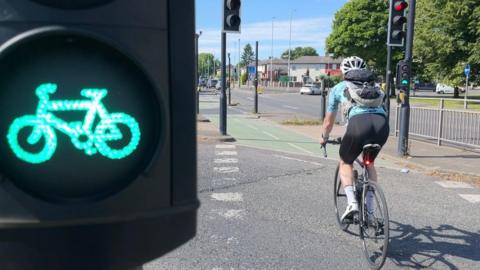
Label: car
xmin=300 ymin=84 xmax=321 ymax=95
xmin=435 ymin=83 xmax=454 ymax=94
xmin=207 ymin=79 xmax=218 ymax=88
xmin=215 ymin=80 xmax=222 ymax=90
xmin=414 ymin=81 xmax=436 ymax=91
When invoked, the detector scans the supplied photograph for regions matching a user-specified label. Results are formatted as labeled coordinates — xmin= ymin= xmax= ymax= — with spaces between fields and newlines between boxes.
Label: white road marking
xmin=435 ymin=181 xmax=473 ymax=189
xmin=216 ymin=151 xmax=238 ymax=156
xmin=211 ymin=192 xmax=243 ymax=202
xmin=216 ymin=144 xmax=236 ymax=149
xmin=247 ymin=97 xmax=254 ymax=101
xmin=223 ymin=177 xmax=237 ymax=181
xmin=287 ymin=143 xmax=314 ymax=155
xmin=214 ymin=167 xmax=240 ymax=173
xmin=214 ymin=158 xmax=239 ymax=164
xmin=273 ymin=154 xmax=323 ymax=166
xmin=217 ymin=209 xmax=246 ymax=220
xmin=247 ymin=124 xmax=259 ymax=130
xmin=263 ymin=131 xmax=280 ymax=140
xmin=458 ymin=194 xmax=480 ymax=203
xmin=282 ymin=105 xmax=299 ymax=110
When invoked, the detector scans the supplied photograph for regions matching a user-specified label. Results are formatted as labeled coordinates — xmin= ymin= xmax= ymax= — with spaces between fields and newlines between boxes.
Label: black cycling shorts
xmin=339 ymin=113 xmax=389 ymax=164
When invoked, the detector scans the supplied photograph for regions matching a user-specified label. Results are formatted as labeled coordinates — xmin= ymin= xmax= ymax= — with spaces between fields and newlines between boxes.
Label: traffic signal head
xmin=387 ymin=0 xmax=408 ymax=47
xmin=396 ymin=60 xmax=410 ymax=88
xmin=223 ymin=0 xmax=241 ymax=33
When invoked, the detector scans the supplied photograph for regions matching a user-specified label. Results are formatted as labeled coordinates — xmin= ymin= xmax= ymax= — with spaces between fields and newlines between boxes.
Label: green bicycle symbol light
xmin=7 ymin=83 xmax=141 ymax=164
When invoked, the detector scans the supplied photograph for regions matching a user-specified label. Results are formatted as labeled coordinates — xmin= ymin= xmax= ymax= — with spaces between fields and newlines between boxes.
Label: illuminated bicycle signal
xmin=7 ymin=83 xmax=141 ymax=164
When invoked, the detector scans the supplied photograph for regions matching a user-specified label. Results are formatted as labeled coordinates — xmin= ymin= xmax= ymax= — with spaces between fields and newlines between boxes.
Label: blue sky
xmin=196 ymin=0 xmax=349 ymax=63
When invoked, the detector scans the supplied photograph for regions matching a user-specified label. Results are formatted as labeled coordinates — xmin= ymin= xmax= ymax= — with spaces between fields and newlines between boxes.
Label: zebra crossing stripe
xmin=214 ymin=158 xmax=238 ymax=164
xmin=214 ymin=167 xmax=240 ymax=173
xmin=458 ymin=194 xmax=480 ymax=203
xmin=435 ymin=181 xmax=473 ymax=189
xmin=216 ymin=144 xmax=236 ymax=149
xmin=216 ymin=151 xmax=237 ymax=156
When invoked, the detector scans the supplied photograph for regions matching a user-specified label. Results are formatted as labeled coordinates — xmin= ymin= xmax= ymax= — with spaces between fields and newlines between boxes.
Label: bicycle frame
xmin=29 ymin=84 xmax=121 ymax=154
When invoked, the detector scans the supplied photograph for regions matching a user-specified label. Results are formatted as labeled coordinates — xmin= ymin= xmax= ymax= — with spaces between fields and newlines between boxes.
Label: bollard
xmin=319 ymin=79 xmax=327 ymax=120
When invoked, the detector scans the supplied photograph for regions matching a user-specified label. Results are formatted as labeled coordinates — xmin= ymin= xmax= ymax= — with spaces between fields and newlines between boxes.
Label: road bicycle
xmin=7 ymin=83 xmax=141 ymax=164
xmin=321 ymin=139 xmax=389 ymax=270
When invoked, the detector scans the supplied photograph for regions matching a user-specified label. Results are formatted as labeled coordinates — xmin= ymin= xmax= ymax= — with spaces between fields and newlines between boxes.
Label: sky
xmin=196 ymin=0 xmax=349 ymax=64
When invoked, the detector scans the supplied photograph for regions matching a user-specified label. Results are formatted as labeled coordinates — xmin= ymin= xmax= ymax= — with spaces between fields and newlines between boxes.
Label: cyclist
xmin=319 ymin=56 xmax=389 ymax=222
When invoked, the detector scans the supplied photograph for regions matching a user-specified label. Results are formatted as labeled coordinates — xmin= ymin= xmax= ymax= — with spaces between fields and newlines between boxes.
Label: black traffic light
xmin=396 ymin=60 xmax=410 ymax=88
xmin=223 ymin=0 xmax=241 ymax=33
xmin=387 ymin=0 xmax=408 ymax=47
xmin=0 ymin=1 xmax=198 ymax=269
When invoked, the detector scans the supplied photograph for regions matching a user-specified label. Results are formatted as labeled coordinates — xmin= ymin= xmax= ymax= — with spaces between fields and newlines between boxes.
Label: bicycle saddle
xmin=362 ymin=144 xmax=381 ymax=165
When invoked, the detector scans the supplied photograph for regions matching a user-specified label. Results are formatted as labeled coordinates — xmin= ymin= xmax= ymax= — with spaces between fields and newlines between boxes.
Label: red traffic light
xmin=394 ymin=1 xmax=408 ymax=12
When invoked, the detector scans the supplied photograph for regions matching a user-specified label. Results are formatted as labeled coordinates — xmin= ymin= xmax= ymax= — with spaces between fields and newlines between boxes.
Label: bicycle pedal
xmin=342 ymin=217 xmax=354 ymax=224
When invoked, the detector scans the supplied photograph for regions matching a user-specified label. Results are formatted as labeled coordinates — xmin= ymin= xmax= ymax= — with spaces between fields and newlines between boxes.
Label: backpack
xmin=343 ymin=69 xmax=384 ymax=110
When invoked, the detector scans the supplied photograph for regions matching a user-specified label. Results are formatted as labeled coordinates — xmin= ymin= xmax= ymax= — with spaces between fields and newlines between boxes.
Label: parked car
xmin=215 ymin=80 xmax=222 ymax=90
xmin=198 ymin=78 xmax=207 ymax=87
xmin=207 ymin=79 xmax=218 ymax=88
xmin=300 ymin=84 xmax=321 ymax=95
xmin=414 ymin=81 xmax=436 ymax=91
xmin=436 ymin=83 xmax=454 ymax=94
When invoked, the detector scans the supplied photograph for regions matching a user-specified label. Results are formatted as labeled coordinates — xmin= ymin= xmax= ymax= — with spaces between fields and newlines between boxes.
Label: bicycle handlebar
xmin=320 ymin=137 xmax=342 ymax=158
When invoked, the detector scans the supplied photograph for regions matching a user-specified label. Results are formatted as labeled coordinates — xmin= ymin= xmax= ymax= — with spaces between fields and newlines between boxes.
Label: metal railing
xmin=393 ymin=98 xmax=480 ymax=149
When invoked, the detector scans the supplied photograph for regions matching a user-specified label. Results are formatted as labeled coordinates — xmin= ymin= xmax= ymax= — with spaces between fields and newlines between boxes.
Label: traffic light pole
xmin=397 ymin=0 xmax=416 ymax=156
xmin=228 ymin=52 xmax=232 ymax=105
xmin=385 ymin=45 xmax=392 ymax=121
xmin=254 ymin=41 xmax=259 ymax=114
xmin=220 ymin=32 xmax=227 ymax=135
xmin=195 ymin=33 xmax=200 ymax=115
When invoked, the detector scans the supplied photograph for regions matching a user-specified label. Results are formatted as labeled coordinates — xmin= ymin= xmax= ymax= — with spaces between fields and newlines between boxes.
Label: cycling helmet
xmin=340 ymin=56 xmax=367 ymax=74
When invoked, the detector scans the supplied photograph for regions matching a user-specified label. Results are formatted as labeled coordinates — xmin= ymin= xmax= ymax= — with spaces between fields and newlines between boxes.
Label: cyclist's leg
xmin=339 ymin=117 xmax=365 ymax=220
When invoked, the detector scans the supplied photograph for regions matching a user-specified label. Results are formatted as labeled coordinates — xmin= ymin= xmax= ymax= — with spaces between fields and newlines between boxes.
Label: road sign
xmin=465 ymin=64 xmax=471 ymax=76
xmin=248 ymin=65 xmax=256 ymax=74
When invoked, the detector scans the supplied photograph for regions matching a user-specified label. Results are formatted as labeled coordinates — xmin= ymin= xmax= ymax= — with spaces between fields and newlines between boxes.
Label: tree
xmin=240 ymin=43 xmax=255 ymax=67
xmin=325 ymin=0 xmax=390 ymax=74
xmin=198 ymin=53 xmax=220 ymax=77
xmin=280 ymin=47 xmax=319 ymax=60
xmin=414 ymin=0 xmax=480 ymax=86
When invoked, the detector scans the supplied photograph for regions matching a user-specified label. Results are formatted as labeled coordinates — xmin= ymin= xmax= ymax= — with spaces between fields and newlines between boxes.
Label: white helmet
xmin=341 ymin=56 xmax=367 ymax=74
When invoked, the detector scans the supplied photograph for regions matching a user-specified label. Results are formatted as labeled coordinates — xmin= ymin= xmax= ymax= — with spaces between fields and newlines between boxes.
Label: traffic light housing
xmin=396 ymin=60 xmax=410 ymax=88
xmin=223 ymin=0 xmax=241 ymax=33
xmin=387 ymin=0 xmax=408 ymax=47
xmin=0 ymin=1 xmax=198 ymax=269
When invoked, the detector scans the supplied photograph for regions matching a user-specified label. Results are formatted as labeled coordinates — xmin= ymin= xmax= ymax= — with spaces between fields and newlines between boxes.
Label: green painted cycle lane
xmin=206 ymin=114 xmax=340 ymax=159
xmin=205 ymin=114 xmax=400 ymax=169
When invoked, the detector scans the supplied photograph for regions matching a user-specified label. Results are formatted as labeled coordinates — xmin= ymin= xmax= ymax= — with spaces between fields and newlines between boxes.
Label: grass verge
xmin=281 ymin=118 xmax=322 ymax=126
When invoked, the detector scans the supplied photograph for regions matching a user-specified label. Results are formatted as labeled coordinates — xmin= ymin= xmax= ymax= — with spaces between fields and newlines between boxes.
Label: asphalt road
xmin=145 ymin=142 xmax=480 ymax=269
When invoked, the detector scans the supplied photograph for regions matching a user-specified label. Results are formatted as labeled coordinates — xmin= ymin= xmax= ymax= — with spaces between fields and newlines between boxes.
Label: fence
xmin=393 ymin=98 xmax=480 ymax=149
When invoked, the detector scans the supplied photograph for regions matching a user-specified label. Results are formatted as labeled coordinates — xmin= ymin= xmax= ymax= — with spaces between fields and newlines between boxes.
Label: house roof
xmin=257 ymin=58 xmax=288 ymax=65
xmin=292 ymin=56 xmax=343 ymax=64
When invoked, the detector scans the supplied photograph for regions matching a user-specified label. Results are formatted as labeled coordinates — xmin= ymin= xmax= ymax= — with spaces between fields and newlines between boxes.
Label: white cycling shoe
xmin=341 ymin=202 xmax=359 ymax=222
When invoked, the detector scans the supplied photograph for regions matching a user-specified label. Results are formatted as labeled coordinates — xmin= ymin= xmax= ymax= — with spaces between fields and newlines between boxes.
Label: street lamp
xmin=270 ymin=17 xmax=275 ymax=87
xmin=287 ymin=10 xmax=295 ymax=89
xmin=195 ymin=31 xmax=202 ymax=114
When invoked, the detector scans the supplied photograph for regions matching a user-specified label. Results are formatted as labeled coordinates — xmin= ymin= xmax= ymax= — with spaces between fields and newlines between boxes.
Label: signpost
xmin=464 ymin=64 xmax=470 ymax=109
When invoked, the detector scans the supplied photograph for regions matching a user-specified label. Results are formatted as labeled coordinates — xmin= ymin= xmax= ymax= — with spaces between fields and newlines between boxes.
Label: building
xmin=256 ymin=56 xmax=343 ymax=84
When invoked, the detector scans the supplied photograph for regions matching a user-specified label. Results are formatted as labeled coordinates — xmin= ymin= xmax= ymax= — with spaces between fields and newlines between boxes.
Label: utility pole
xmin=398 ymin=0 xmax=416 ymax=156
xmin=238 ymin=38 xmax=241 ymax=88
xmin=270 ymin=17 xmax=275 ymax=87
xmin=228 ymin=52 xmax=231 ymax=105
xmin=254 ymin=41 xmax=259 ymax=114
xmin=385 ymin=45 xmax=392 ymax=121
xmin=220 ymin=33 xmax=227 ymax=135
xmin=287 ymin=10 xmax=294 ymax=89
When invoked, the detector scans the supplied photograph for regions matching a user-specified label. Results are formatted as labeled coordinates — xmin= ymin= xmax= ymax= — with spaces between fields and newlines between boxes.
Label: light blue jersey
xmin=327 ymin=81 xmax=386 ymax=119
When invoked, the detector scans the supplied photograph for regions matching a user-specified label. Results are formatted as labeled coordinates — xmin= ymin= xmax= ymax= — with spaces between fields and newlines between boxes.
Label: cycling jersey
xmin=327 ymin=81 xmax=386 ymax=119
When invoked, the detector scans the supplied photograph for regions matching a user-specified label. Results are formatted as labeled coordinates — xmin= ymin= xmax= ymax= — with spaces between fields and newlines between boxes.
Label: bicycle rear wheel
xmin=360 ymin=181 xmax=389 ymax=270
xmin=333 ymin=164 xmax=349 ymax=231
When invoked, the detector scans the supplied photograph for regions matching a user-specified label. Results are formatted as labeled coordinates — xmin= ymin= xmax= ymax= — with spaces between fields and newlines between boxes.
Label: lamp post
xmin=287 ymin=10 xmax=295 ymax=89
xmin=270 ymin=17 xmax=275 ymax=87
xmin=195 ymin=31 xmax=202 ymax=114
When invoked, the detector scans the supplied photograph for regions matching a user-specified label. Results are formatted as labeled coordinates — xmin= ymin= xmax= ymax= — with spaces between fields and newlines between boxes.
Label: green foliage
xmin=198 ymin=53 xmax=220 ymax=77
xmin=240 ymin=44 xmax=255 ymax=67
xmin=325 ymin=0 xmax=390 ymax=74
xmin=240 ymin=72 xmax=248 ymax=85
xmin=414 ymin=0 xmax=480 ymax=86
xmin=280 ymin=47 xmax=319 ymax=60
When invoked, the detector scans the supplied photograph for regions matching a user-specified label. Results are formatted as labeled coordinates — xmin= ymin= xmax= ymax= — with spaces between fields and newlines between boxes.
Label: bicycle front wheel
xmin=333 ymin=164 xmax=349 ymax=231
xmin=360 ymin=181 xmax=389 ymax=270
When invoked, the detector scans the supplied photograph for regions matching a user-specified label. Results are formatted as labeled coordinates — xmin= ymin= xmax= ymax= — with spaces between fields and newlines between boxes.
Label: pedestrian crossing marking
xmin=435 ymin=181 xmax=473 ymax=189
xmin=458 ymin=194 xmax=480 ymax=203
